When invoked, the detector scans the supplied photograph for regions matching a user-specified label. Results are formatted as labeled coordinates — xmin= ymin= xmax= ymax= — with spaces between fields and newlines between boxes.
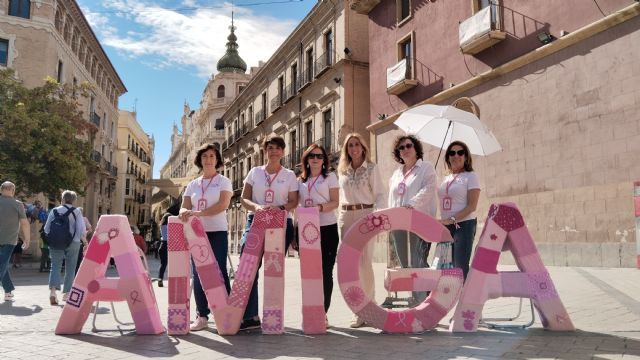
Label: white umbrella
xmin=395 ymin=104 xmax=501 ymax=164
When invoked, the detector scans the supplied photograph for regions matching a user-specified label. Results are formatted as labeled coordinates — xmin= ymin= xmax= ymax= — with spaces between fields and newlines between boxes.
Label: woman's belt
xmin=341 ymin=204 xmax=374 ymax=211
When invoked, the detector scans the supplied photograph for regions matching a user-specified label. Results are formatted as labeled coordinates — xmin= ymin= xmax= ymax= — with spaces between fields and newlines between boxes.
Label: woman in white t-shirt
xmin=179 ymin=144 xmax=233 ymax=331
xmin=239 ymin=136 xmax=298 ymax=331
xmin=437 ymin=141 xmax=480 ymax=281
xmin=388 ymin=135 xmax=437 ymax=304
xmin=296 ymin=144 xmax=339 ymax=326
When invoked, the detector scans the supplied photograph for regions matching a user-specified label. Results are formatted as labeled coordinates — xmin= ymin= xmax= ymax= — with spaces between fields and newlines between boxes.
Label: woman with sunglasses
xmin=388 ymin=135 xmax=437 ymax=305
xmin=438 ymin=141 xmax=480 ymax=281
xmin=296 ymin=144 xmax=340 ymax=327
xmin=178 ymin=143 xmax=232 ymax=331
xmin=239 ymin=136 xmax=298 ymax=330
xmin=337 ymin=133 xmax=385 ymax=328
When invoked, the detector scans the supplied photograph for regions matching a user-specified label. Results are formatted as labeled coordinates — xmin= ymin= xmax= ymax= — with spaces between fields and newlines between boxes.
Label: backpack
xmin=47 ymin=206 xmax=77 ymax=250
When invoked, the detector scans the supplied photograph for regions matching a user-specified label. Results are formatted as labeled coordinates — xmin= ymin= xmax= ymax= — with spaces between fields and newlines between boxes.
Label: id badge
xmin=305 ymin=198 xmax=314 ymax=207
xmin=197 ymin=198 xmax=207 ymax=211
xmin=442 ymin=196 xmax=452 ymax=211
xmin=265 ymin=189 xmax=274 ymax=204
xmin=397 ymin=183 xmax=406 ymax=195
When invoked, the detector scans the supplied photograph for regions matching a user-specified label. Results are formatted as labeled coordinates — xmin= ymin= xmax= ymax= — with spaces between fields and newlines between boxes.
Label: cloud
xmin=82 ymin=1 xmax=296 ymax=77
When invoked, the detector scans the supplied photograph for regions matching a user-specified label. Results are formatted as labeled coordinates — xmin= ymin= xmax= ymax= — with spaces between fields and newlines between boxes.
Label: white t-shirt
xmin=437 ymin=171 xmax=481 ymax=221
xmin=388 ymin=159 xmax=437 ymax=217
xmin=244 ymin=165 xmax=298 ymax=215
xmin=183 ymin=174 xmax=233 ymax=232
xmin=298 ymin=172 xmax=339 ymax=226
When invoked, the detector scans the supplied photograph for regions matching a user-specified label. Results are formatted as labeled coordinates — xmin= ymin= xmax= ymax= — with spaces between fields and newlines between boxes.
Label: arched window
xmin=217 ymin=85 xmax=225 ymax=98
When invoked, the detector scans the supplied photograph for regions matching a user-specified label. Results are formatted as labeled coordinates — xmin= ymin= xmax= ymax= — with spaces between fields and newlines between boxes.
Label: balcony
xmin=349 ymin=0 xmax=381 ymax=14
xmin=241 ymin=122 xmax=249 ymax=135
xmin=90 ymin=112 xmax=100 ymax=128
xmin=314 ymin=51 xmax=332 ymax=78
xmin=386 ymin=58 xmax=418 ymax=95
xmin=299 ymin=69 xmax=313 ymax=91
xmin=459 ymin=5 xmax=506 ymax=55
xmin=255 ymin=109 xmax=265 ymax=125
xmin=284 ymin=77 xmax=298 ymax=103
xmin=110 ymin=165 xmax=118 ymax=177
xmin=90 ymin=150 xmax=101 ymax=163
xmin=270 ymin=94 xmax=283 ymax=113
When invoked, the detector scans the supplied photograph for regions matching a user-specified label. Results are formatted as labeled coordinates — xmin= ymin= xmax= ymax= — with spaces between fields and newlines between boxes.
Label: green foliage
xmin=0 ymin=69 xmax=95 ymax=197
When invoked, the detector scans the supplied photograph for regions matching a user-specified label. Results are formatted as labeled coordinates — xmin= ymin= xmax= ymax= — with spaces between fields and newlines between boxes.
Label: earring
xmin=322 ymin=164 xmax=326 ymax=169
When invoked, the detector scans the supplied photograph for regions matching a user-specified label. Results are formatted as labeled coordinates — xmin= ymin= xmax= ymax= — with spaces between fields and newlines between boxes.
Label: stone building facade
xmin=221 ymin=0 xmax=370 ymax=252
xmin=359 ymin=0 xmax=640 ymax=266
xmin=0 ymin=0 xmax=126 ymax=250
xmin=114 ymin=110 xmax=154 ymax=232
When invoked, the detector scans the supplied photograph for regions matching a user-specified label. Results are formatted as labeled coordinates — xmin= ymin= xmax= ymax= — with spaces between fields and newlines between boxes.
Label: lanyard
xmin=401 ymin=163 xmax=417 ymax=185
xmin=264 ymin=166 xmax=282 ymax=188
xmin=200 ymin=174 xmax=217 ymax=197
xmin=306 ymin=175 xmax=321 ymax=197
xmin=445 ymin=173 xmax=461 ymax=195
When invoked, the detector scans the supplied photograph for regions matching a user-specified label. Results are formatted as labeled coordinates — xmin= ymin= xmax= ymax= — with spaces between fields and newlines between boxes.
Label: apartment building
xmin=221 ymin=0 xmax=370 ymax=252
xmin=114 ymin=110 xmax=154 ymax=233
xmin=358 ymin=0 xmax=640 ymax=266
xmin=0 ymin=0 xmax=126 ymax=227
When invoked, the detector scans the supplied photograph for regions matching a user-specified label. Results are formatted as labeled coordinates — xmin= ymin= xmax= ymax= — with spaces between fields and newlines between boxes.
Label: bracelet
xmin=318 ymin=204 xmax=323 ymax=212
xmin=279 ymin=205 xmax=286 ymax=210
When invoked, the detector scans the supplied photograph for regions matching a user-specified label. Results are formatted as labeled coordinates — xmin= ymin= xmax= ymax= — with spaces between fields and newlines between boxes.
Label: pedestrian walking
xmin=156 ymin=212 xmax=171 ymax=288
xmin=179 ymin=143 xmax=233 ymax=331
xmin=437 ymin=141 xmax=480 ymax=281
xmin=388 ymin=135 xmax=437 ymax=304
xmin=44 ymin=190 xmax=86 ymax=305
xmin=337 ymin=133 xmax=386 ymax=328
xmin=0 ymin=181 xmax=31 ymax=301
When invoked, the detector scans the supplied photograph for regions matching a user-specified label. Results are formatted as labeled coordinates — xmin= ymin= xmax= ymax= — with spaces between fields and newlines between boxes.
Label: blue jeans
xmin=192 ymin=231 xmax=231 ymax=319
xmin=241 ymin=214 xmax=294 ymax=321
xmin=446 ymin=218 xmax=477 ymax=281
xmin=49 ymin=241 xmax=81 ymax=293
xmin=390 ymin=230 xmax=431 ymax=303
xmin=0 ymin=244 xmax=16 ymax=293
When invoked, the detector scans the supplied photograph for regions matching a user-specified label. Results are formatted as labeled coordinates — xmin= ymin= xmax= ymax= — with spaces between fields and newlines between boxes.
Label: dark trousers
xmin=192 ymin=231 xmax=231 ymax=319
xmin=39 ymin=247 xmax=51 ymax=271
xmin=158 ymin=241 xmax=168 ymax=280
xmin=240 ymin=214 xmax=294 ymax=321
xmin=320 ymin=223 xmax=339 ymax=312
xmin=445 ymin=218 xmax=477 ymax=281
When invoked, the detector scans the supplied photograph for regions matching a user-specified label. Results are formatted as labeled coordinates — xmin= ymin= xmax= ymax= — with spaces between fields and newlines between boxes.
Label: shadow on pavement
xmin=0 ymin=301 xmax=43 ymax=316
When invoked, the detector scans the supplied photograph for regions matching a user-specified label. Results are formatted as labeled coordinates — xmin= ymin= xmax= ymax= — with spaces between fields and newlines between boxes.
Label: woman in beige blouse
xmin=337 ymin=133 xmax=386 ymax=328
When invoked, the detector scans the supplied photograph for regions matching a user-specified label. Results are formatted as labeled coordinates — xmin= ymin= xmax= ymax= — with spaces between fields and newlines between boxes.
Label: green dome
xmin=217 ymin=23 xmax=247 ymax=74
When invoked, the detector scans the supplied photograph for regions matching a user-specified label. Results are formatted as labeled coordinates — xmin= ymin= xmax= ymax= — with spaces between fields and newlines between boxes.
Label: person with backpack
xmin=43 ymin=190 xmax=86 ymax=305
xmin=38 ymin=223 xmax=51 ymax=272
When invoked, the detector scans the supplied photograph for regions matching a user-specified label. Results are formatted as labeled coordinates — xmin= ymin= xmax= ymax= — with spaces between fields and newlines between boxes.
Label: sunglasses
xmin=396 ymin=143 xmax=414 ymax=151
xmin=308 ymin=153 xmax=324 ymax=160
xmin=448 ymin=149 xmax=466 ymax=157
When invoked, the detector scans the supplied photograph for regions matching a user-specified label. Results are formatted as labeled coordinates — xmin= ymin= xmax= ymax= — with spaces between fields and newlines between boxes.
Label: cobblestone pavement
xmin=1 ymin=256 xmax=639 ymax=360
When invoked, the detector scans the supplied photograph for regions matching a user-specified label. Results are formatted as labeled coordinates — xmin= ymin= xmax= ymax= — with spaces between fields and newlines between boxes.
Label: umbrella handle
xmin=434 ymin=120 xmax=452 ymax=169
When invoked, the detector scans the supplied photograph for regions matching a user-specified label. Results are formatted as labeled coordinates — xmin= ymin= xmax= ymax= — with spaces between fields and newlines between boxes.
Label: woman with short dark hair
xmin=388 ymin=135 xmax=437 ymax=305
xmin=238 ymin=136 xmax=298 ymax=330
xmin=179 ymin=143 xmax=232 ymax=331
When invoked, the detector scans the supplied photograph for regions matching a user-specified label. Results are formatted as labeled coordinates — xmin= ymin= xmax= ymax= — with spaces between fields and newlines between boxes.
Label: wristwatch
xmin=279 ymin=205 xmax=286 ymax=210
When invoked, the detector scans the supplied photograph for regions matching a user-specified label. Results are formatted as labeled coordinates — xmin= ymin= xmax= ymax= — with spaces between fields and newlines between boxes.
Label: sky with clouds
xmin=77 ymin=0 xmax=315 ymax=177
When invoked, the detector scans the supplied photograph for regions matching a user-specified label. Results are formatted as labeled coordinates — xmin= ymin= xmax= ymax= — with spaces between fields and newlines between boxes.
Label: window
xmin=238 ymin=85 xmax=245 ymax=93
xmin=261 ymin=92 xmax=267 ymax=112
xmin=305 ymin=48 xmax=314 ymax=81
xmin=278 ymin=76 xmax=284 ymax=100
xmin=8 ymin=0 xmax=30 ymax=19
xmin=217 ymin=85 xmax=225 ymax=98
xmin=398 ymin=33 xmax=414 ymax=79
xmin=291 ymin=63 xmax=298 ymax=91
xmin=248 ymin=106 xmax=253 ymax=128
xmin=323 ymin=110 xmax=332 ymax=151
xmin=325 ymin=30 xmax=333 ymax=66
xmin=396 ymin=0 xmax=410 ymax=23
xmin=57 ymin=60 xmax=63 ymax=83
xmin=305 ymin=121 xmax=313 ymax=147
xmin=290 ymin=130 xmax=297 ymax=157
xmin=0 ymin=39 xmax=8 ymax=66
xmin=475 ymin=0 xmax=498 ymax=28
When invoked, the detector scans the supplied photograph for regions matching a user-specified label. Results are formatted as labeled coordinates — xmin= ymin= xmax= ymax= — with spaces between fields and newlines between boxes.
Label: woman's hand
xmin=440 ymin=219 xmax=454 ymax=226
xmin=178 ymin=209 xmax=194 ymax=222
xmin=255 ymin=205 xmax=272 ymax=212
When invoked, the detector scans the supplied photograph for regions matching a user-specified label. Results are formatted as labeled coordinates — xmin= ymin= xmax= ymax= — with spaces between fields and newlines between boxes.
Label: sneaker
xmin=4 ymin=292 xmax=14 ymax=301
xmin=190 ymin=316 xmax=209 ymax=331
xmin=350 ymin=317 xmax=366 ymax=328
xmin=325 ymin=316 xmax=330 ymax=329
xmin=239 ymin=318 xmax=261 ymax=331
xmin=157 ymin=280 xmax=164 ymax=288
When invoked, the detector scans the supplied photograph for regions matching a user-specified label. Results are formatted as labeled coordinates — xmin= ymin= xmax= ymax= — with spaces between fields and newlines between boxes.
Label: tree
xmin=0 ymin=68 xmax=95 ymax=197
